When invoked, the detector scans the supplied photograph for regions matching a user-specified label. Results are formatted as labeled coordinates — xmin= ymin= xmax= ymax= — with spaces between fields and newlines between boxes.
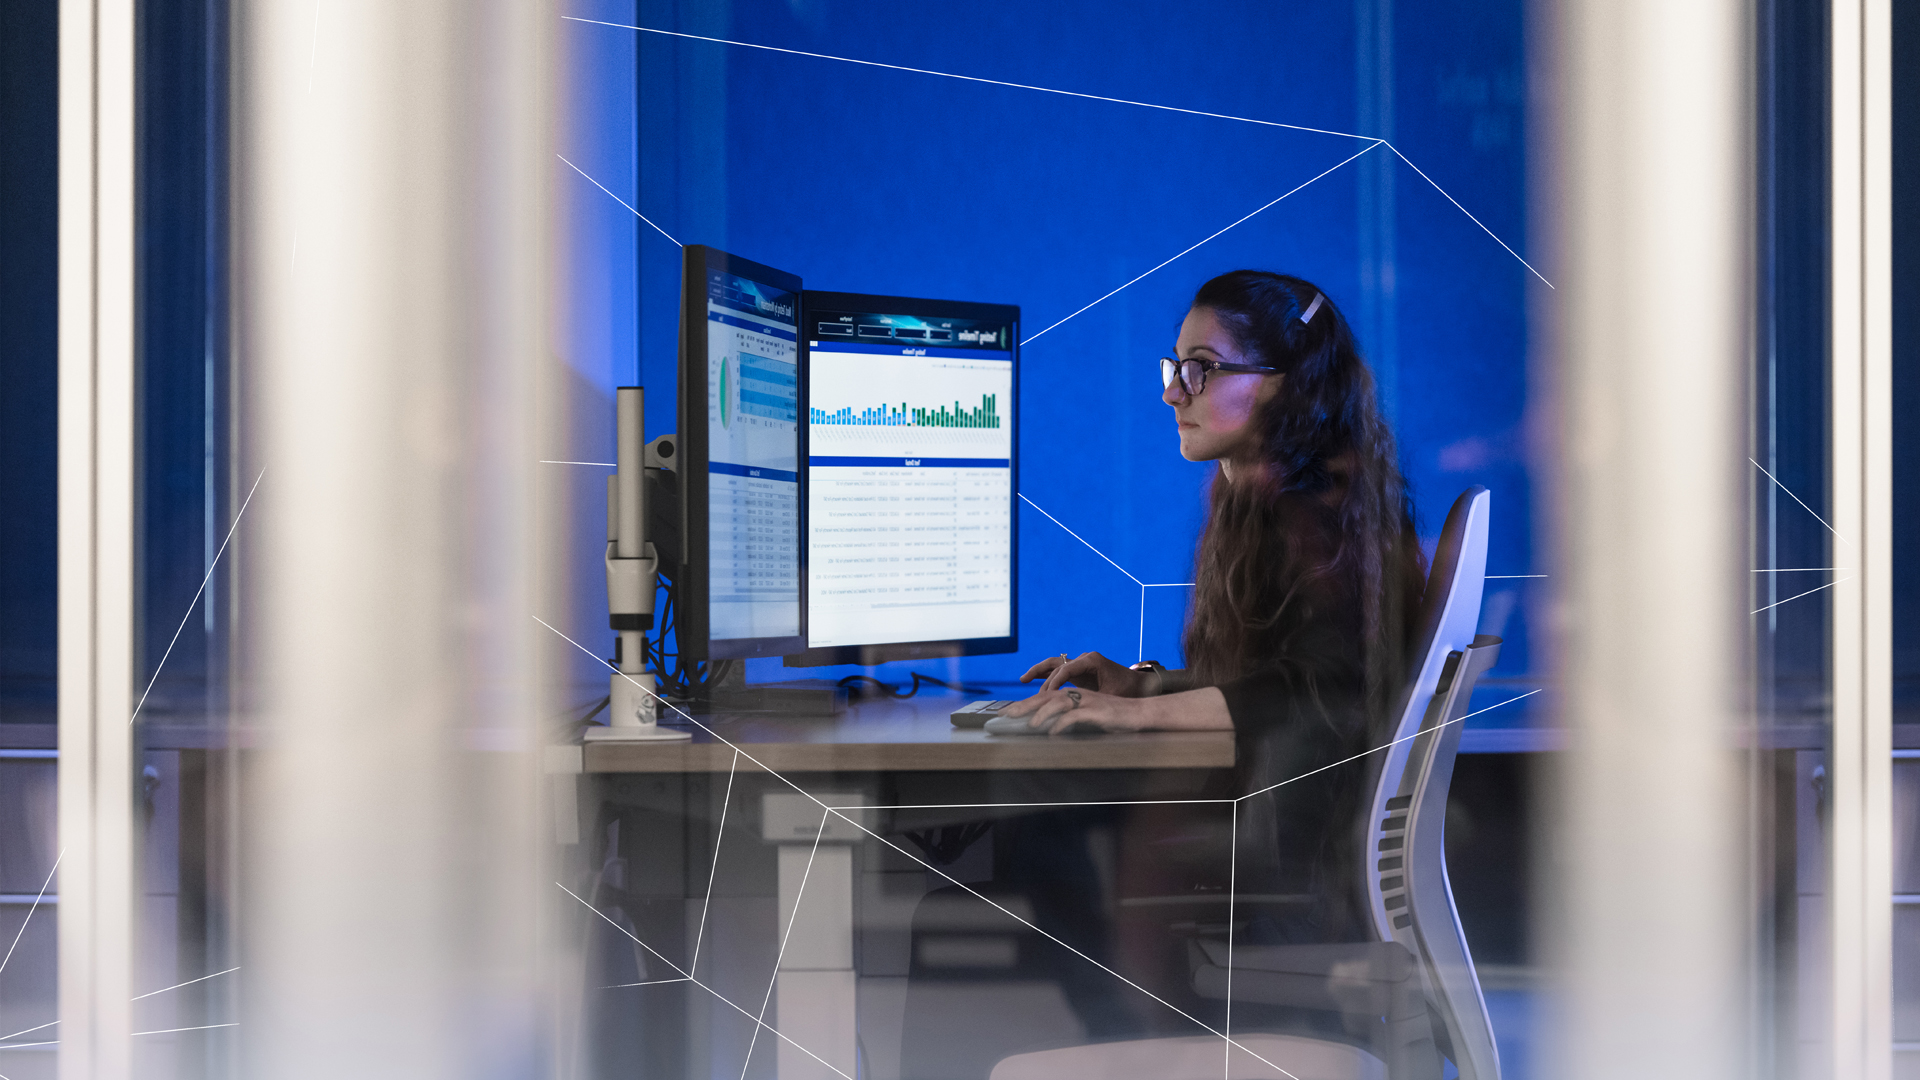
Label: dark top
xmin=1205 ymin=491 xmax=1417 ymax=944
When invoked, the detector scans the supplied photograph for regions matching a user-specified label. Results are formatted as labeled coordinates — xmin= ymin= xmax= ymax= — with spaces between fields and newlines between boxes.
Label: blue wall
xmin=558 ymin=0 xmax=1546 ymax=719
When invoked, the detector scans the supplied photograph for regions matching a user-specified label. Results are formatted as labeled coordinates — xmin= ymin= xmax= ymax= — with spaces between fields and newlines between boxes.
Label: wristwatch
xmin=1129 ymin=659 xmax=1166 ymax=696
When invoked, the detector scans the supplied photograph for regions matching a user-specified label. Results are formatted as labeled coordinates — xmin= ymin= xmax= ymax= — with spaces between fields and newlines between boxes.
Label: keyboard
xmin=949 ymin=700 xmax=1015 ymax=728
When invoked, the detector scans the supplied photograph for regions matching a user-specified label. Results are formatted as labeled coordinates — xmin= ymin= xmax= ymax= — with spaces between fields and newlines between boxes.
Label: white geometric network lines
xmin=557 ymin=13 xmax=1556 ymax=338
xmin=535 ymin=613 xmax=1542 ymax=1080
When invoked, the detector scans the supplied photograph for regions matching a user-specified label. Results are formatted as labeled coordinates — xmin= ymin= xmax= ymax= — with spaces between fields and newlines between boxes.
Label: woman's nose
xmin=1162 ymin=378 xmax=1186 ymax=406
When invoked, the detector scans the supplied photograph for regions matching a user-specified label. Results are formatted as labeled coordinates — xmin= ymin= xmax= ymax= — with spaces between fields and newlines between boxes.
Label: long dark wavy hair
xmin=1181 ymin=271 xmax=1423 ymax=724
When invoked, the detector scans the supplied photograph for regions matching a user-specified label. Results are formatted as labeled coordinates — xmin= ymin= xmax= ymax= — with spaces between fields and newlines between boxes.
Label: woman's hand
xmin=994 ymin=686 xmax=1156 ymax=735
xmin=1020 ymin=651 xmax=1157 ymax=697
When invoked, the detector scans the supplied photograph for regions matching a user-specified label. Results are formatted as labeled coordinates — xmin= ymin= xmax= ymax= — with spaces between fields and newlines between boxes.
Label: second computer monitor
xmin=788 ymin=292 xmax=1019 ymax=666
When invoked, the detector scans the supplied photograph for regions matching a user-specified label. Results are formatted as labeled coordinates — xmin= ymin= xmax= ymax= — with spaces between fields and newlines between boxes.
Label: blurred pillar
xmin=1828 ymin=0 xmax=1894 ymax=1077
xmin=240 ymin=2 xmax=553 ymax=1077
xmin=58 ymin=0 xmax=137 ymax=1075
xmin=1542 ymin=0 xmax=1748 ymax=1077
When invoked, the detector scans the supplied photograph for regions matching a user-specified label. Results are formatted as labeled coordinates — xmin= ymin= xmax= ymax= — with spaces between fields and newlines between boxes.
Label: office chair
xmin=985 ymin=487 xmax=1504 ymax=1080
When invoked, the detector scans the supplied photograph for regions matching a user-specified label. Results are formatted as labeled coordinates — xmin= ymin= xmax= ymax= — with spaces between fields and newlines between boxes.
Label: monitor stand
xmin=585 ymin=670 xmax=691 ymax=742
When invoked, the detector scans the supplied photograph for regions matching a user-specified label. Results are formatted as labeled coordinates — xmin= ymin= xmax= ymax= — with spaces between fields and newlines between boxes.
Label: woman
xmin=1003 ymin=269 xmax=1422 ymax=745
xmin=1002 ymin=269 xmax=1425 ymax=942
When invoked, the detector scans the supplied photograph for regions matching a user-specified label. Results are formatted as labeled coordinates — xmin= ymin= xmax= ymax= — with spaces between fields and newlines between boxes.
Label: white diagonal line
xmin=844 ymin=798 xmax=1233 ymax=811
xmin=1384 ymin=142 xmax=1554 ymax=289
xmin=821 ymin=807 xmax=1304 ymax=1080
xmin=1223 ymin=800 xmax=1239 ymax=1080
xmin=600 ymin=977 xmax=691 ymax=989
xmin=131 ymin=965 xmax=239 ymax=1002
xmin=539 ymin=459 xmax=616 ymax=467
xmin=1021 ymin=140 xmax=1386 ymax=345
xmin=1752 ymin=577 xmax=1851 ymax=616
xmin=1237 ymin=690 xmax=1544 ymax=802
xmin=1137 ymin=585 xmax=1146 ymax=663
xmin=689 ymin=749 xmax=740 ymax=978
xmin=740 ymin=808 xmax=830 ymax=1080
xmin=0 ymin=850 xmax=60 ymax=980
xmin=556 ymin=153 xmax=681 ymax=247
xmin=132 ymin=468 xmax=265 ymax=724
xmin=1017 ymin=493 xmax=1142 ymax=584
xmin=0 ymin=1039 xmax=57 ymax=1049
xmin=533 ymin=617 xmax=1305 ymax=1079
xmin=1752 ymin=567 xmax=1849 ymax=572
xmin=132 ymin=1023 xmax=238 ymax=1036
xmin=1750 ymin=457 xmax=1851 ymax=547
xmin=563 ymin=17 xmax=1372 ymax=143
xmin=557 ymin=882 xmax=854 ymax=1080
xmin=0 ymin=1021 xmax=56 ymax=1044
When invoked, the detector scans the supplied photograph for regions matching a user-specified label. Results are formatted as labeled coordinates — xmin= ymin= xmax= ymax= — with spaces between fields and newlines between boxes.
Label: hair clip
xmin=1299 ymin=293 xmax=1325 ymax=325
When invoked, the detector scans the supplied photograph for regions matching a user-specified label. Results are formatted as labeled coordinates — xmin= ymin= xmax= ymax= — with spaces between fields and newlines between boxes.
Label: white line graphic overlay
xmin=535 ymin=616 xmax=1312 ymax=1080
xmin=131 ymin=965 xmax=240 ymax=1002
xmin=1238 ymin=690 xmax=1544 ymax=802
xmin=0 ymin=851 xmax=60 ymax=981
xmin=689 ymin=749 xmax=740 ymax=978
xmin=1018 ymin=493 xmax=1142 ymax=584
xmin=556 ymin=153 xmax=681 ymax=248
xmin=539 ymin=459 xmax=616 ymax=467
xmin=563 ymin=17 xmax=1373 ymax=142
xmin=564 ymin=16 xmax=1543 ymax=299
xmin=132 ymin=469 xmax=265 ymax=724
xmin=558 ymin=882 xmax=855 ymax=1080
xmin=739 ymin=808 xmax=830 ymax=1080
xmin=1750 ymin=456 xmax=1850 ymax=547
xmin=1752 ymin=576 xmax=1852 ymax=616
xmin=1021 ymin=140 xmax=1387 ymax=345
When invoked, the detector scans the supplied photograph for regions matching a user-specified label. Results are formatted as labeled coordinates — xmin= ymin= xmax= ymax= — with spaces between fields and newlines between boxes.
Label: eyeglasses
xmin=1159 ymin=356 xmax=1282 ymax=397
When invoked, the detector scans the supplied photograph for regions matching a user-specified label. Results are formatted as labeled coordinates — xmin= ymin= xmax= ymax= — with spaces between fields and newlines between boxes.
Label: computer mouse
xmin=981 ymin=713 xmax=1047 ymax=736
xmin=983 ymin=711 xmax=1075 ymax=734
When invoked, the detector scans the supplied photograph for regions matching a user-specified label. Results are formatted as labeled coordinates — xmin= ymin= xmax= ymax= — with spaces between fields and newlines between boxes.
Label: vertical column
xmin=57 ymin=0 xmax=137 ymax=1075
xmin=1830 ymin=0 xmax=1895 ymax=1077
xmin=240 ymin=2 xmax=552 ymax=1077
xmin=763 ymin=793 xmax=862 ymax=1080
xmin=1545 ymin=0 xmax=1748 ymax=1077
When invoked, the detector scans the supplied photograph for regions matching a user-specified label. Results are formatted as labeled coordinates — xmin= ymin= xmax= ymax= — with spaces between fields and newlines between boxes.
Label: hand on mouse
xmin=994 ymin=685 xmax=1154 ymax=735
xmin=1019 ymin=651 xmax=1157 ymax=697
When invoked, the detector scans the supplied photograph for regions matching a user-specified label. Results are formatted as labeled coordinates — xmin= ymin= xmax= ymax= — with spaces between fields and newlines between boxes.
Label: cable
xmin=836 ymin=672 xmax=988 ymax=700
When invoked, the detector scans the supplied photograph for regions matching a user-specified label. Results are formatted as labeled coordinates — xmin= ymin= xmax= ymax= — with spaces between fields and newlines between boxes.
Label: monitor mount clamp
xmin=587 ymin=385 xmax=690 ymax=743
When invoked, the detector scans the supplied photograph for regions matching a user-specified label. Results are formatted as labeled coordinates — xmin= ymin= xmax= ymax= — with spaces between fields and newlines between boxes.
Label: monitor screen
xmin=790 ymin=293 xmax=1019 ymax=665
xmin=677 ymin=247 xmax=805 ymax=659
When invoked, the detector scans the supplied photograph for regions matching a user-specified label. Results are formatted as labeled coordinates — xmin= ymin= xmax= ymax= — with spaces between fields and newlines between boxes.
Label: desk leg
xmin=772 ymin=831 xmax=858 ymax=1079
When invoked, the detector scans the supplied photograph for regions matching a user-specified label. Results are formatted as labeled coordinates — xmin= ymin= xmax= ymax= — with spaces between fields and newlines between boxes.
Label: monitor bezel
xmin=785 ymin=290 xmax=1020 ymax=668
xmin=677 ymin=245 xmax=808 ymax=662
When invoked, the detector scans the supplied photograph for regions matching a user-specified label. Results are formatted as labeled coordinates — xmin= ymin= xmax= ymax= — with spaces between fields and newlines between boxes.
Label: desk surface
xmin=583 ymin=691 xmax=1237 ymax=774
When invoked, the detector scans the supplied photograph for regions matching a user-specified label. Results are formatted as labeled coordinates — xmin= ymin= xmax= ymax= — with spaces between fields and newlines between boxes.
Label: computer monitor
xmin=676 ymin=245 xmax=806 ymax=660
xmin=786 ymin=292 xmax=1019 ymax=667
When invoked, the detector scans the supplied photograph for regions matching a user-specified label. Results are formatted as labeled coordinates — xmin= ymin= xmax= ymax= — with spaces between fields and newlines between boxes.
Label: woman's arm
xmin=993 ymin=685 xmax=1234 ymax=735
xmin=1020 ymin=652 xmax=1198 ymax=698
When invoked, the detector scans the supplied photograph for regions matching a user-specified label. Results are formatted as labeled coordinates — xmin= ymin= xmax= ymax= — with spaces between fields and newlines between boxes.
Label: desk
xmin=569 ymin=690 xmax=1235 ymax=1080
xmin=581 ymin=696 xmax=1236 ymax=774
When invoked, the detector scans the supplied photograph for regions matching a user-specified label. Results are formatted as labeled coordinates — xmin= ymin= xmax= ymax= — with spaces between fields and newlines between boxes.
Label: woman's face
xmin=1164 ymin=306 xmax=1282 ymax=465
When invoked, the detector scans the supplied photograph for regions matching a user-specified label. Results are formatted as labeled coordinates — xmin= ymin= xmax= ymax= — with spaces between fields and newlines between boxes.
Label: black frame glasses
xmin=1159 ymin=356 xmax=1282 ymax=397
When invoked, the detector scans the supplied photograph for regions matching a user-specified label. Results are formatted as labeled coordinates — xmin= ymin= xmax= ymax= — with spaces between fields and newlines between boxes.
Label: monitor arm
xmin=591 ymin=386 xmax=690 ymax=742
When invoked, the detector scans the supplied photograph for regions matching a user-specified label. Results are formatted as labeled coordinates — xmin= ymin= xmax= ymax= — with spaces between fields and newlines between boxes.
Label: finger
xmin=1042 ymin=702 xmax=1095 ymax=735
xmin=999 ymin=695 xmax=1042 ymax=718
xmin=1042 ymin=658 xmax=1083 ymax=692
xmin=1031 ymin=699 xmax=1076 ymax=732
xmin=1019 ymin=656 xmax=1062 ymax=684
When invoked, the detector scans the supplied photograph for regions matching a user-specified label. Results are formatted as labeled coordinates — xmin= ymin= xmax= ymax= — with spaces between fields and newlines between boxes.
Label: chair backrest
xmin=1358 ymin=487 xmax=1502 ymax=1080
xmin=1362 ymin=487 xmax=1489 ymax=939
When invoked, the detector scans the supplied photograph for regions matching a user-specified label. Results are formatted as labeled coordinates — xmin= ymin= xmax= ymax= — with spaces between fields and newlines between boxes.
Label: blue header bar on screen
xmin=709 ymin=461 xmax=799 ymax=483
xmin=809 ymin=456 xmax=1011 ymax=469
xmin=806 ymin=341 xmax=1009 ymax=362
